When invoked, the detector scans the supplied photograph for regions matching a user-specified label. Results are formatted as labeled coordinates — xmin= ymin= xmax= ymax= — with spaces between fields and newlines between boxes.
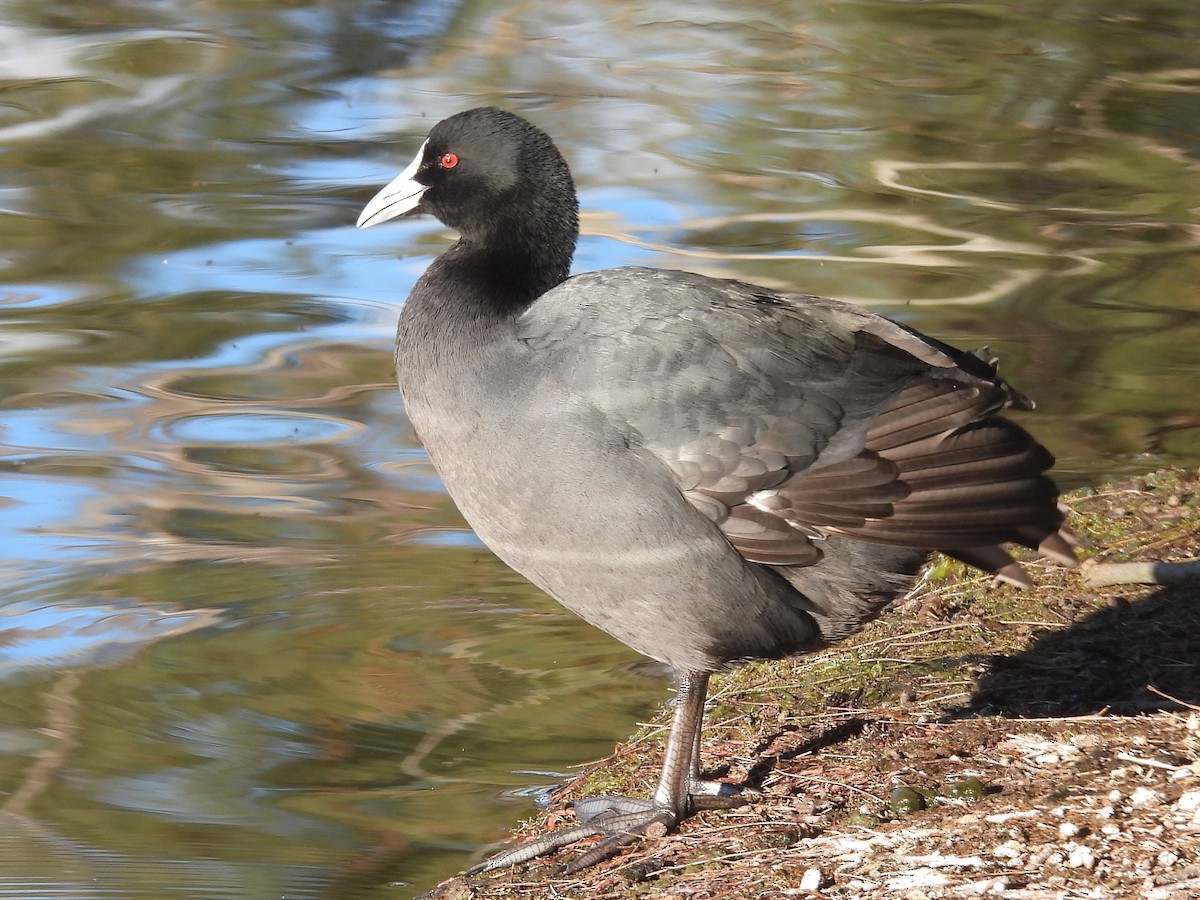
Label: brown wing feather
xmin=738 ymin=372 xmax=1077 ymax=584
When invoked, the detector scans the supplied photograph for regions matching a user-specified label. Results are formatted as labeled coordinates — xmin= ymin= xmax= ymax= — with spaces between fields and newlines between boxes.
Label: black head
xmin=358 ymin=107 xmax=579 ymax=283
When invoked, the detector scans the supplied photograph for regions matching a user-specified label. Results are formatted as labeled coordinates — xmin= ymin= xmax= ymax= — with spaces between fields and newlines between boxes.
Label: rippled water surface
xmin=1 ymin=0 xmax=1198 ymax=896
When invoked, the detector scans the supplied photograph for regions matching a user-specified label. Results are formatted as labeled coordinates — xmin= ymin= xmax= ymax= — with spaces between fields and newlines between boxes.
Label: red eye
xmin=439 ymin=152 xmax=459 ymax=169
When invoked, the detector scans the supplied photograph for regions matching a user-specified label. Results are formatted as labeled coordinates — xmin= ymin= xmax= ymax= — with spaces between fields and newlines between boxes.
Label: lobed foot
xmin=465 ymin=783 xmax=754 ymax=876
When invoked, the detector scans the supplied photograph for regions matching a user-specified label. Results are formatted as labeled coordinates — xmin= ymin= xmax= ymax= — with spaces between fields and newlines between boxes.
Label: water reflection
xmin=0 ymin=0 xmax=1197 ymax=895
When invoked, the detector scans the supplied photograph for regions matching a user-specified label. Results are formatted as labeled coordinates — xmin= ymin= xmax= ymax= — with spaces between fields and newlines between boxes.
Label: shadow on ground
xmin=955 ymin=580 xmax=1200 ymax=718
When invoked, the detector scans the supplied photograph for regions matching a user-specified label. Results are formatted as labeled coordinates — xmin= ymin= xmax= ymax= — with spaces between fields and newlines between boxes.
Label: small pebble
xmin=945 ymin=777 xmax=987 ymax=802
xmin=1129 ymin=786 xmax=1160 ymax=807
xmin=1058 ymin=822 xmax=1081 ymax=838
xmin=1065 ymin=844 xmax=1095 ymax=869
xmin=799 ymin=868 xmax=822 ymax=891
xmin=985 ymin=810 xmax=1038 ymax=823
xmin=890 ymin=786 xmax=925 ymax=816
xmin=993 ymin=840 xmax=1023 ymax=861
xmin=1177 ymin=790 xmax=1200 ymax=812
xmin=1029 ymin=846 xmax=1058 ymax=867
xmin=1157 ymin=849 xmax=1180 ymax=868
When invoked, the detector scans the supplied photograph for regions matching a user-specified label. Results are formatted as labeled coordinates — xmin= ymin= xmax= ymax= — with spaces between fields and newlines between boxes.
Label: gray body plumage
xmin=397 ymin=263 xmax=1031 ymax=672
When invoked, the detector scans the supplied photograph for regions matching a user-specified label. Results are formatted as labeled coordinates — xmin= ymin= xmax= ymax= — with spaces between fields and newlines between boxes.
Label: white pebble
xmin=1158 ymin=849 xmax=1180 ymax=868
xmin=1107 ymin=789 xmax=1123 ymax=803
xmin=1130 ymin=786 xmax=1160 ymax=807
xmin=1058 ymin=822 xmax=1081 ymax=838
xmin=984 ymin=810 xmax=1038 ymax=823
xmin=799 ymin=868 xmax=822 ymax=892
xmin=1028 ymin=846 xmax=1053 ymax=866
xmin=1065 ymin=844 xmax=1095 ymax=869
xmin=1101 ymin=824 xmax=1121 ymax=836
xmin=1178 ymin=790 xmax=1200 ymax=812
xmin=1030 ymin=847 xmax=1064 ymax=868
xmin=993 ymin=840 xmax=1023 ymax=861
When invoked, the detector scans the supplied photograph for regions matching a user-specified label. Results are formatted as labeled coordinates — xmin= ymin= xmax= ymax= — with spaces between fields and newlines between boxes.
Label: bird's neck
xmin=396 ymin=232 xmax=568 ymax=370
xmin=416 ymin=220 xmax=575 ymax=318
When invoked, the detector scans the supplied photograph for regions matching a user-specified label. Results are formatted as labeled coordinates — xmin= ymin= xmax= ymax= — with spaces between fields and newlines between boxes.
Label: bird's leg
xmin=677 ymin=672 xmax=753 ymax=809
xmin=650 ymin=670 xmax=718 ymax=814
xmin=466 ymin=670 xmax=752 ymax=875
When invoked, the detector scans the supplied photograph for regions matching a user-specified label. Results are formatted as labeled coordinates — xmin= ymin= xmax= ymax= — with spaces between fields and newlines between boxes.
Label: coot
xmin=357 ymin=107 xmax=1076 ymax=873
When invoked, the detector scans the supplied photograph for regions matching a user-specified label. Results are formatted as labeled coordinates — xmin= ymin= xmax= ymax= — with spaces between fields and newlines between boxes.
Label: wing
xmin=519 ymin=266 xmax=1074 ymax=581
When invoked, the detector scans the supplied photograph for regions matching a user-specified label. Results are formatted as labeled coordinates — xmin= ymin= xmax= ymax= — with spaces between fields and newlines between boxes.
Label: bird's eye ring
xmin=439 ymin=152 xmax=459 ymax=169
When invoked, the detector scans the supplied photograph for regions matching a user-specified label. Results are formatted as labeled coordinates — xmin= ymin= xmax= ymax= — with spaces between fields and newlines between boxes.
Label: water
xmin=0 ymin=0 xmax=1197 ymax=896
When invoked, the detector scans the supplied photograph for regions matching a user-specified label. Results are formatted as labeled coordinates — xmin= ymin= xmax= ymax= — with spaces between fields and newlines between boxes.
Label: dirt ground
xmin=423 ymin=469 xmax=1200 ymax=899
